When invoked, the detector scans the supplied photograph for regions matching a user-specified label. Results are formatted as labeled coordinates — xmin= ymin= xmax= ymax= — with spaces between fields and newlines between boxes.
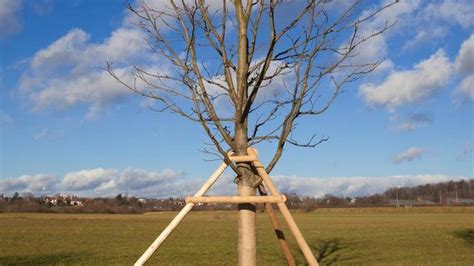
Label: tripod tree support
xmin=134 ymin=148 xmax=318 ymax=266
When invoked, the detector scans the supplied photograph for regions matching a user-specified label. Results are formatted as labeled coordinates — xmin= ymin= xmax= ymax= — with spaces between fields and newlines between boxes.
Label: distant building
xmin=42 ymin=195 xmax=83 ymax=206
xmin=44 ymin=197 xmax=58 ymax=206
xmin=70 ymin=200 xmax=83 ymax=206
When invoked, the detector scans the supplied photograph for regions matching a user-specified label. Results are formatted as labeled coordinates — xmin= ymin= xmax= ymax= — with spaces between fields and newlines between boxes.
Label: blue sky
xmin=0 ymin=0 xmax=473 ymax=198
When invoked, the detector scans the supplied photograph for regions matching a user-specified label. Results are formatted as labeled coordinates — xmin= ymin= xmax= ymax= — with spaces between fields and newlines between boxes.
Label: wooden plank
xmin=186 ymin=195 xmax=286 ymax=204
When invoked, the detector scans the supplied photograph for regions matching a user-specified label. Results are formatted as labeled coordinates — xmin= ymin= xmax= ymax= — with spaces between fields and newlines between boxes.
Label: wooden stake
xmin=258 ymin=184 xmax=296 ymax=266
xmin=134 ymin=162 xmax=229 ymax=266
xmin=186 ymin=195 xmax=286 ymax=204
xmin=248 ymin=147 xmax=318 ymax=266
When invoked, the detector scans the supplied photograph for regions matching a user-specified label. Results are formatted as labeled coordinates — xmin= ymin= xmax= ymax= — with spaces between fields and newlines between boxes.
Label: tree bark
xmin=237 ymin=183 xmax=256 ymax=265
xmin=234 ymin=0 xmax=257 ymax=264
xmin=235 ymin=123 xmax=258 ymax=265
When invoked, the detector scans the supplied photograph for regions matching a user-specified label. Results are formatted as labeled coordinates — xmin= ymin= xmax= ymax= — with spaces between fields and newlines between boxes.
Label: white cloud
xmin=455 ymin=34 xmax=474 ymax=75
xmin=18 ymin=26 xmax=157 ymax=119
xmin=336 ymin=1 xmax=422 ymax=85
xmin=453 ymin=34 xmax=474 ymax=102
xmin=359 ymin=49 xmax=452 ymax=110
xmin=401 ymin=0 xmax=474 ymax=50
xmin=453 ymin=74 xmax=474 ymax=102
xmin=59 ymin=167 xmax=181 ymax=193
xmin=62 ymin=168 xmax=119 ymax=191
xmin=0 ymin=167 xmax=188 ymax=197
xmin=401 ymin=26 xmax=448 ymax=51
xmin=368 ymin=0 xmax=421 ymax=30
xmin=0 ymin=0 xmax=22 ymax=37
xmin=0 ymin=174 xmax=59 ymax=194
xmin=97 ymin=168 xmax=178 ymax=192
xmin=354 ymin=1 xmax=473 ymax=106
xmin=59 ymin=167 xmax=188 ymax=197
xmin=349 ymin=0 xmax=421 ymax=64
xmin=1 ymin=167 xmax=469 ymax=198
xmin=29 ymin=28 xmax=90 ymax=72
xmin=124 ymin=0 xmax=233 ymax=30
xmin=321 ymin=0 xmax=356 ymax=11
xmin=392 ymin=147 xmax=426 ymax=164
xmin=429 ymin=0 xmax=474 ymax=29
xmin=29 ymin=67 xmax=135 ymax=120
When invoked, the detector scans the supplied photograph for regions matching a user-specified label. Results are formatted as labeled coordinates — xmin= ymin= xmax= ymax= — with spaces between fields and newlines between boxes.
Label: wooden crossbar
xmin=228 ymin=155 xmax=257 ymax=162
xmin=186 ymin=195 xmax=286 ymax=204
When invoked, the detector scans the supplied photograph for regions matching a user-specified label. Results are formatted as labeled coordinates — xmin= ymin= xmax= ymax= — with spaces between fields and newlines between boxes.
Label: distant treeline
xmin=1 ymin=179 xmax=472 ymax=214
xmin=384 ymin=179 xmax=473 ymax=203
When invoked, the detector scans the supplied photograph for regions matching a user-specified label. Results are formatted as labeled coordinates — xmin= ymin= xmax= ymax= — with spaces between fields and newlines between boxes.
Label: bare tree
xmin=108 ymin=0 xmax=397 ymax=264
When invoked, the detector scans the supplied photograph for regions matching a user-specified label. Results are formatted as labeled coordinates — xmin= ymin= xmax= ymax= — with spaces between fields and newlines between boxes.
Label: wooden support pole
xmin=276 ymin=203 xmax=318 ymax=266
xmin=186 ymin=195 xmax=286 ymax=204
xmin=247 ymin=148 xmax=318 ymax=266
xmin=258 ymin=184 xmax=296 ymax=266
xmin=134 ymin=162 xmax=229 ymax=266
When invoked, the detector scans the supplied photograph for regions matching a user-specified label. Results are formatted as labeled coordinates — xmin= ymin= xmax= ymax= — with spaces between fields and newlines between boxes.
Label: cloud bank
xmin=1 ymin=167 xmax=469 ymax=198
xmin=0 ymin=168 xmax=190 ymax=198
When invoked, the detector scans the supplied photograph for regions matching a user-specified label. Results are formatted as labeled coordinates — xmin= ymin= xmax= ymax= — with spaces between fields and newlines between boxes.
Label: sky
xmin=0 ymin=0 xmax=473 ymax=198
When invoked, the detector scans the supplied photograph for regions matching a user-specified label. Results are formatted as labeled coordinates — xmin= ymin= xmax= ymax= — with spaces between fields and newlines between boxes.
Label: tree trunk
xmin=237 ymin=182 xmax=256 ymax=265
xmin=235 ymin=123 xmax=257 ymax=265
xmin=234 ymin=0 xmax=257 ymax=264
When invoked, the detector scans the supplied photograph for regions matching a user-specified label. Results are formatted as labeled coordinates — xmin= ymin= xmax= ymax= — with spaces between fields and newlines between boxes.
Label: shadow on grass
xmin=305 ymin=238 xmax=356 ymax=266
xmin=0 ymin=252 xmax=87 ymax=265
xmin=453 ymin=229 xmax=474 ymax=246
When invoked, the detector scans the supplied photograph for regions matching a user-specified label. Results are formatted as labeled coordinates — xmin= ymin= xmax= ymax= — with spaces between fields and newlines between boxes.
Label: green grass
xmin=1 ymin=207 xmax=473 ymax=265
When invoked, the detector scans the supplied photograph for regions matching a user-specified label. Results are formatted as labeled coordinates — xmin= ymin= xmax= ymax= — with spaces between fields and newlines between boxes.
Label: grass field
xmin=1 ymin=207 xmax=473 ymax=265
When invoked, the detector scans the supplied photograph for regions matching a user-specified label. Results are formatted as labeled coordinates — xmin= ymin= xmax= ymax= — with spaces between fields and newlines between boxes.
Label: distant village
xmin=0 ymin=193 xmax=189 ymax=214
xmin=1 ymin=179 xmax=473 ymax=214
